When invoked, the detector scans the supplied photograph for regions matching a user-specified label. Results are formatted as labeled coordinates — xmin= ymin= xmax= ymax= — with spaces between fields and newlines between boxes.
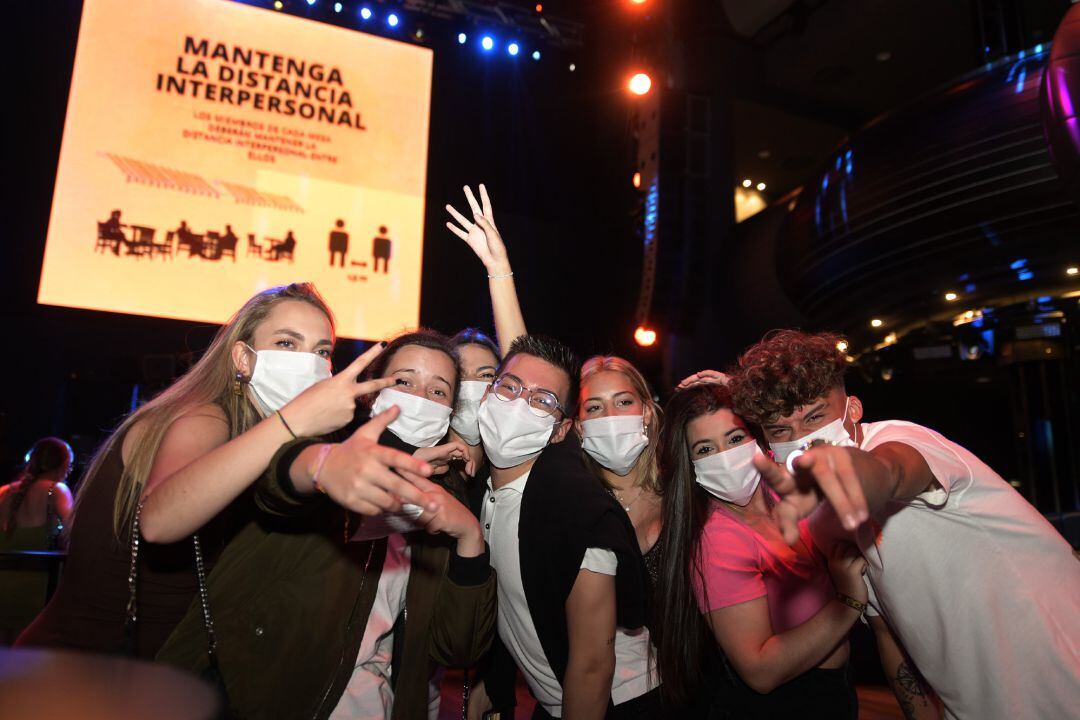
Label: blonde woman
xmin=17 ymin=283 xmax=433 ymax=658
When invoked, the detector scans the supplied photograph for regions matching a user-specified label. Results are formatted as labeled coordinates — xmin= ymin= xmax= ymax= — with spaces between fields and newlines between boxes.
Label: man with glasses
xmin=470 ymin=335 xmax=658 ymax=719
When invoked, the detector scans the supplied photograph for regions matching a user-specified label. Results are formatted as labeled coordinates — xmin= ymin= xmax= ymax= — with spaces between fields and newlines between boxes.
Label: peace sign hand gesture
xmin=445 ymin=184 xmax=511 ymax=274
xmin=280 ymin=341 xmax=395 ymax=438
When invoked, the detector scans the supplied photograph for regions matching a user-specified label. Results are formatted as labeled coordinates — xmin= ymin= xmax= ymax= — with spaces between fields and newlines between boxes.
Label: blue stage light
xmin=387 ymin=12 xmax=399 ymax=27
xmin=481 ymin=36 xmax=494 ymax=51
xmin=334 ymin=2 xmax=342 ymax=12
xmin=306 ymin=0 xmax=316 ymax=6
xmin=359 ymin=6 xmax=372 ymax=20
xmin=508 ymin=42 xmax=520 ymax=56
xmin=532 ymin=50 xmax=541 ymax=61
xmin=458 ymin=32 xmax=467 ymax=44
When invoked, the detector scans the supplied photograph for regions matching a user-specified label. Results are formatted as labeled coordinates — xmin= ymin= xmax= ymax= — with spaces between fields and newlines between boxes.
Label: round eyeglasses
xmin=491 ymin=375 xmax=565 ymax=418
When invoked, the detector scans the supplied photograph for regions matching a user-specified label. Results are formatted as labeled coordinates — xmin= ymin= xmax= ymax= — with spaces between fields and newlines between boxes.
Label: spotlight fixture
xmin=632 ymin=171 xmax=641 ymax=188
xmin=532 ymin=50 xmax=541 ymax=61
xmin=628 ymin=72 xmax=652 ymax=95
xmin=386 ymin=12 xmax=399 ymax=27
xmin=508 ymin=42 xmax=520 ymax=56
xmin=836 ymin=340 xmax=849 ymax=353
xmin=634 ymin=326 xmax=658 ymax=347
xmin=569 ymin=63 xmax=577 ymax=72
xmin=742 ymin=179 xmax=752 ymax=188
xmin=871 ymin=318 xmax=884 ymax=328
xmin=481 ymin=36 xmax=495 ymax=51
xmin=945 ymin=292 xmax=958 ymax=301
xmin=334 ymin=2 xmax=342 ymax=11
xmin=1068 ymin=266 xmax=1078 ymax=276
xmin=359 ymin=6 xmax=372 ymax=20
xmin=756 ymin=182 xmax=767 ymax=191
xmin=457 ymin=32 xmax=467 ymax=44
xmin=273 ymin=0 xmax=283 ymax=8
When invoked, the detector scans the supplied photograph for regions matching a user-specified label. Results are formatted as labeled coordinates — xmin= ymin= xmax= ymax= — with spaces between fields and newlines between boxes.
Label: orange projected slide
xmin=38 ymin=0 xmax=432 ymax=339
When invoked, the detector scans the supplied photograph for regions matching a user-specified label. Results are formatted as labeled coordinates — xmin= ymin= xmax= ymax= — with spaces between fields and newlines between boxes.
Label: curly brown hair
xmin=730 ymin=329 xmax=848 ymax=425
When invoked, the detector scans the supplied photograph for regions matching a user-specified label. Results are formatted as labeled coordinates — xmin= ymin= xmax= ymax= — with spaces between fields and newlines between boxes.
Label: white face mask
xmin=580 ymin=414 xmax=649 ymax=476
xmin=450 ymin=380 xmax=489 ymax=446
xmin=246 ymin=348 xmax=331 ymax=413
xmin=693 ymin=441 xmax=763 ymax=506
xmin=478 ymin=397 xmax=556 ymax=469
xmin=769 ymin=397 xmax=856 ymax=471
xmin=370 ymin=387 xmax=453 ymax=448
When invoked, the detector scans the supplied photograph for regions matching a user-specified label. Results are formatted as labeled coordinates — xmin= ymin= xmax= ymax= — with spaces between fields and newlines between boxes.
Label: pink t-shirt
xmin=693 ymin=502 xmax=833 ymax=634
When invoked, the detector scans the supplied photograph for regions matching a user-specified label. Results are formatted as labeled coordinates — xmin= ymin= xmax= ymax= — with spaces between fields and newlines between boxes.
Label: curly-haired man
xmin=730 ymin=329 xmax=1080 ymax=720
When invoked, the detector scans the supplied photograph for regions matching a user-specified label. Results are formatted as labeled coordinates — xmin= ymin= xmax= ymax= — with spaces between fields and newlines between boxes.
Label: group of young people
xmin=11 ymin=185 xmax=1079 ymax=720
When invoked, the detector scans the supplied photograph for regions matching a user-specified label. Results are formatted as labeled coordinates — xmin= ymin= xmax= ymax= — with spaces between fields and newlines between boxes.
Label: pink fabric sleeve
xmin=693 ymin=512 xmax=767 ymax=614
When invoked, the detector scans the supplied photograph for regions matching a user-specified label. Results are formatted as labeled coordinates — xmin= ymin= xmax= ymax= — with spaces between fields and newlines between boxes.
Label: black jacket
xmin=473 ymin=439 xmax=647 ymax=708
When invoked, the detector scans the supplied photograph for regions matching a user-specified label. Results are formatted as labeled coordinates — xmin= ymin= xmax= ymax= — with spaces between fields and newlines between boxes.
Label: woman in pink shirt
xmin=652 ymin=383 xmax=866 ymax=718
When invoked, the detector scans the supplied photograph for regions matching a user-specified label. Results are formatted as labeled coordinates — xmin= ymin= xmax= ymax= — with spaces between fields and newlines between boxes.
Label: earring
xmin=233 ymin=371 xmax=244 ymax=397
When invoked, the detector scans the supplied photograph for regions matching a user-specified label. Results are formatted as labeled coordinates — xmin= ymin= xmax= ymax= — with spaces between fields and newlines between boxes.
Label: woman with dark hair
xmin=158 ymin=329 xmax=495 ymax=720
xmin=653 ymin=383 xmax=865 ymax=719
xmin=0 ymin=438 xmax=74 ymax=638
xmin=448 ymin=328 xmax=501 ymax=475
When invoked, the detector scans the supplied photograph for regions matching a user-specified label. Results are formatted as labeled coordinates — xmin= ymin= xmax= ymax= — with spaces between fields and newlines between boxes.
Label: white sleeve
xmin=580 ymin=547 xmax=618 ymax=576
xmin=862 ymin=422 xmax=971 ymax=507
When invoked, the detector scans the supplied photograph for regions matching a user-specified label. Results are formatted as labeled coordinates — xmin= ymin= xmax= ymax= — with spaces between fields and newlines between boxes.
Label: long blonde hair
xmin=578 ymin=355 xmax=663 ymax=494
xmin=72 ymin=283 xmax=334 ymax=538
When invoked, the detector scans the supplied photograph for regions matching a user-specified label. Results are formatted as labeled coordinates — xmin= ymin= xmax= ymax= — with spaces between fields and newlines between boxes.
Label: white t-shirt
xmin=329 ymin=533 xmax=440 ymax=720
xmin=855 ymin=420 xmax=1080 ymax=720
xmin=481 ymin=471 xmax=658 ymax=717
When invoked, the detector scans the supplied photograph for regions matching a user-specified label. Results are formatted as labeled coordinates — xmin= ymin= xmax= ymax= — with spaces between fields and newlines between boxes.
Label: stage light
xmin=306 ymin=0 xmax=316 ymax=5
xmin=569 ymin=63 xmax=577 ymax=72
xmin=481 ymin=36 xmax=494 ymax=51
xmin=634 ymin=326 xmax=657 ymax=347
xmin=359 ymin=6 xmax=372 ymax=20
xmin=945 ymin=291 xmax=958 ymax=301
xmin=632 ymin=171 xmax=641 ymax=188
xmin=457 ymin=32 xmax=467 ymax=44
xmin=387 ymin=12 xmax=399 ymax=27
xmin=628 ymin=72 xmax=652 ymax=96
xmin=756 ymin=182 xmax=767 ymax=191
xmin=870 ymin=318 xmax=884 ymax=328
xmin=884 ymin=332 xmax=897 ymax=346
xmin=742 ymin=179 xmax=752 ymax=188
xmin=413 ymin=28 xmax=425 ymax=40
xmin=535 ymin=3 xmax=543 ymax=11
xmin=532 ymin=50 xmax=541 ymax=61
xmin=508 ymin=42 xmax=520 ymax=56
xmin=333 ymin=2 xmax=342 ymax=11
xmin=1068 ymin=266 xmax=1078 ymax=276
xmin=273 ymin=0 xmax=283 ymax=9
xmin=836 ymin=340 xmax=849 ymax=353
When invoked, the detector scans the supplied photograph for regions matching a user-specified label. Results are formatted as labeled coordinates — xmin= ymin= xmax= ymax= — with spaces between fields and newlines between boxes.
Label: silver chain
xmin=192 ymin=533 xmax=218 ymax=657
xmin=125 ymin=500 xmax=143 ymax=625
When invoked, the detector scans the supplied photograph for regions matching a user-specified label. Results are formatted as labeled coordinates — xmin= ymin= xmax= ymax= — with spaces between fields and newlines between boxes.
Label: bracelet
xmin=487 ymin=271 xmax=514 ymax=279
xmin=276 ymin=410 xmax=297 ymax=439
xmin=311 ymin=444 xmax=335 ymax=494
xmin=835 ymin=592 xmax=867 ymax=614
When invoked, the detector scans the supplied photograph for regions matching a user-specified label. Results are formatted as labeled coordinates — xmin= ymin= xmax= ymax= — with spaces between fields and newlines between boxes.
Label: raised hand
xmin=445 ymin=184 xmax=511 ymax=273
xmin=413 ymin=440 xmax=477 ymax=477
xmin=753 ymin=446 xmax=869 ymax=545
xmin=313 ymin=406 xmax=439 ymax=516
xmin=676 ymin=369 xmax=731 ymax=390
xmin=280 ymin=341 xmax=395 ymax=438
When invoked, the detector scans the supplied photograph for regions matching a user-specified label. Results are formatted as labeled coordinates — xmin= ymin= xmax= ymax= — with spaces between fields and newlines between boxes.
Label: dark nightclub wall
xmin=6 ymin=0 xmax=645 ymax=475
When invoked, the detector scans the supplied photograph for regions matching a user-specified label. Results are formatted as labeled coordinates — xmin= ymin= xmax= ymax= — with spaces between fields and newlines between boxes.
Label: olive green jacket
xmin=157 ymin=438 xmax=496 ymax=720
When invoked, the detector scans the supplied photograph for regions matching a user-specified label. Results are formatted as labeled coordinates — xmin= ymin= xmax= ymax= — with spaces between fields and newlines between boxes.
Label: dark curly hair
xmin=730 ymin=329 xmax=848 ymax=425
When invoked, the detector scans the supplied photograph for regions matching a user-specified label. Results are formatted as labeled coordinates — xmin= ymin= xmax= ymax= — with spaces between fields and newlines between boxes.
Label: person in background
xmin=653 ymin=383 xmax=864 ymax=718
xmin=0 ymin=438 xmax=75 ymax=639
xmin=736 ymin=328 xmax=1080 ymax=720
xmin=448 ymin=328 xmax=500 ymax=476
xmin=18 ymin=283 xmax=431 ymax=659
